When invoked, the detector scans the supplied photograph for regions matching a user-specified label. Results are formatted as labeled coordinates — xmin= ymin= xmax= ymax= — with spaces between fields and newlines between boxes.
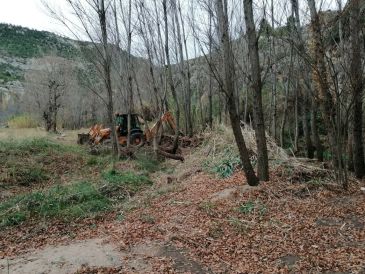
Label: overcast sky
xmin=0 ymin=0 xmax=348 ymax=53
xmin=0 ymin=0 xmax=69 ymax=36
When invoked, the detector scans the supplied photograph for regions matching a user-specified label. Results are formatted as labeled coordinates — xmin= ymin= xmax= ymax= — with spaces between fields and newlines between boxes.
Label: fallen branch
xmin=157 ymin=149 xmax=184 ymax=162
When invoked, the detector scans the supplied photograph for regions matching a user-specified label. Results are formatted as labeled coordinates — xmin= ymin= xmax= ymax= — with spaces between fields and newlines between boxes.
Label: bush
xmin=7 ymin=115 xmax=38 ymax=128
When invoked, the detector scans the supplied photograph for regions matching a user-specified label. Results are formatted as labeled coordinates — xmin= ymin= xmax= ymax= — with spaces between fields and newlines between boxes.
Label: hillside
xmin=0 ymin=24 xmax=82 ymax=121
xmin=0 ymin=23 xmax=146 ymax=125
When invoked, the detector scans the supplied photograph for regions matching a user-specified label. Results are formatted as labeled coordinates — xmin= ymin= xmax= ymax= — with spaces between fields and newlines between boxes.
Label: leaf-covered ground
xmin=1 ymin=165 xmax=364 ymax=273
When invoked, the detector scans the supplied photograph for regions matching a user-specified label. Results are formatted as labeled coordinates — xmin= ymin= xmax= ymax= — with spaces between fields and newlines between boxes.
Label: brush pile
xmin=198 ymin=123 xmax=330 ymax=181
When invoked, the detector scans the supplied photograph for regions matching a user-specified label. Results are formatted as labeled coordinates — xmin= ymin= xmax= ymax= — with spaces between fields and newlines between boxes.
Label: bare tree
xmin=244 ymin=0 xmax=269 ymax=181
xmin=24 ymin=56 xmax=71 ymax=132
xmin=163 ymin=0 xmax=180 ymax=153
xmin=216 ymin=0 xmax=258 ymax=186
xmin=349 ymin=0 xmax=365 ymax=178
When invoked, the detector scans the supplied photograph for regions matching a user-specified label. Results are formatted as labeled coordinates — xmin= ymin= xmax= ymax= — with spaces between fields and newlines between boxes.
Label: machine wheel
xmin=130 ymin=132 xmax=144 ymax=146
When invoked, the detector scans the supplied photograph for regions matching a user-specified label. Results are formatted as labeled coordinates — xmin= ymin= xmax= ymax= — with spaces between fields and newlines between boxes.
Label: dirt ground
xmin=0 ymin=239 xmax=121 ymax=274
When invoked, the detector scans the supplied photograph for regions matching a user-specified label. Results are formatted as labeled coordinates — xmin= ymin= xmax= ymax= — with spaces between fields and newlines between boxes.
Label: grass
xmin=238 ymin=200 xmax=267 ymax=216
xmin=0 ymin=135 xmax=155 ymax=228
xmin=101 ymin=169 xmax=152 ymax=194
xmin=134 ymin=149 xmax=163 ymax=174
xmin=1 ymin=165 xmax=49 ymax=186
xmin=0 ymin=138 xmax=91 ymax=186
xmin=0 ymin=182 xmax=109 ymax=227
xmin=0 ymin=170 xmax=154 ymax=228
xmin=199 ymin=200 xmax=217 ymax=216
xmin=203 ymin=145 xmax=241 ymax=178
xmin=0 ymin=137 xmax=84 ymax=155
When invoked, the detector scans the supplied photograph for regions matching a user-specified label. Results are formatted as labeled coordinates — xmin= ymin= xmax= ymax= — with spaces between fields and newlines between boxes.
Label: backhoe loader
xmin=87 ymin=111 xmax=176 ymax=146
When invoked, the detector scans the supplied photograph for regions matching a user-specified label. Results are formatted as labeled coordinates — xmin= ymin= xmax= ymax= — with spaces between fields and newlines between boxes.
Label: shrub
xmin=7 ymin=115 xmax=38 ymax=128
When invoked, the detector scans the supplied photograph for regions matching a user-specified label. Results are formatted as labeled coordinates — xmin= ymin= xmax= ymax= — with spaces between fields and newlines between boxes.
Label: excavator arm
xmin=144 ymin=111 xmax=177 ymax=142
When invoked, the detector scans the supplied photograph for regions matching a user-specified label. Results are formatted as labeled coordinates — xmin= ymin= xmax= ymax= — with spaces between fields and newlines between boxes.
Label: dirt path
xmin=0 ymin=239 xmax=121 ymax=274
xmin=0 ymin=238 xmax=212 ymax=274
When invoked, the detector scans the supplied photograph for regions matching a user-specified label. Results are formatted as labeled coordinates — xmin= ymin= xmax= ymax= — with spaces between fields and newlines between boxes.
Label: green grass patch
xmin=0 ymin=138 xmax=92 ymax=186
xmin=238 ymin=200 xmax=267 ymax=216
xmin=99 ymin=169 xmax=153 ymax=205
xmin=0 ymin=137 xmax=155 ymax=228
xmin=0 ymin=168 xmax=154 ymax=228
xmin=0 ymin=138 xmax=83 ymax=156
xmin=1 ymin=164 xmax=48 ymax=186
xmin=134 ymin=150 xmax=162 ymax=173
xmin=102 ymin=169 xmax=152 ymax=191
xmin=0 ymin=182 xmax=109 ymax=227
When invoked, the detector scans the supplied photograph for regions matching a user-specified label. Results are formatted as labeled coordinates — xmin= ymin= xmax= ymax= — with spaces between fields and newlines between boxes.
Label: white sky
xmin=0 ymin=0 xmax=347 ymax=31
xmin=0 ymin=0 xmax=348 ymax=55
xmin=0 ymin=0 xmax=69 ymax=36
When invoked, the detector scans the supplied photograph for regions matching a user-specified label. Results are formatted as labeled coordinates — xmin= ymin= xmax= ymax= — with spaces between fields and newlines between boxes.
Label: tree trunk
xmin=347 ymin=121 xmax=354 ymax=171
xmin=244 ymin=0 xmax=269 ymax=181
xmin=126 ymin=0 xmax=133 ymax=148
xmin=350 ymin=0 xmax=365 ymax=178
xmin=311 ymin=99 xmax=324 ymax=161
xmin=270 ymin=0 xmax=277 ymax=140
xmin=208 ymin=8 xmax=213 ymax=129
xmin=163 ymin=0 xmax=180 ymax=153
xmin=177 ymin=0 xmax=193 ymax=136
xmin=138 ymin=3 xmax=161 ymax=112
xmin=294 ymin=79 xmax=299 ymax=152
xmin=216 ymin=0 xmax=258 ymax=186
xmin=301 ymin=83 xmax=314 ymax=158
xmin=99 ymin=0 xmax=118 ymax=157
xmin=280 ymin=77 xmax=289 ymax=148
xmin=307 ymin=0 xmax=336 ymax=161
xmin=291 ymin=0 xmax=314 ymax=157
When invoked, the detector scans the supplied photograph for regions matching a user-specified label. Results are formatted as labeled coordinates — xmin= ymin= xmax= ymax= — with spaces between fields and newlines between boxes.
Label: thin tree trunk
xmin=208 ymin=8 xmax=213 ymax=129
xmin=291 ymin=0 xmax=314 ymax=157
xmin=163 ymin=0 xmax=180 ymax=153
xmin=280 ymin=77 xmax=289 ymax=148
xmin=350 ymin=0 xmax=365 ymax=178
xmin=307 ymin=0 xmax=337 ymax=162
xmin=138 ymin=3 xmax=161 ymax=112
xmin=172 ymin=0 xmax=188 ymax=135
xmin=244 ymin=0 xmax=269 ymax=181
xmin=216 ymin=0 xmax=258 ymax=186
xmin=311 ymin=99 xmax=324 ymax=161
xmin=126 ymin=0 xmax=133 ymax=148
xmin=177 ymin=0 xmax=193 ymax=136
xmin=99 ymin=0 xmax=118 ymax=157
xmin=270 ymin=0 xmax=277 ymax=140
xmin=294 ymin=79 xmax=299 ymax=152
xmin=301 ymin=83 xmax=314 ymax=158
xmin=347 ymin=121 xmax=354 ymax=171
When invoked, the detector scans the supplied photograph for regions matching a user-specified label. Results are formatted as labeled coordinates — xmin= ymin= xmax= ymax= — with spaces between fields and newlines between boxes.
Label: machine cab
xmin=115 ymin=113 xmax=143 ymax=136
